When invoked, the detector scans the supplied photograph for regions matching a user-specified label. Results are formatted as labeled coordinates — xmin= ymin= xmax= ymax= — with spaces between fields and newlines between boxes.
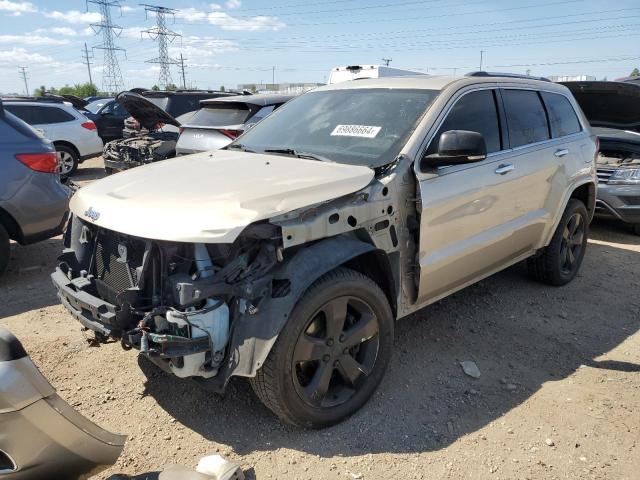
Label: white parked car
xmin=3 ymin=98 xmax=103 ymax=177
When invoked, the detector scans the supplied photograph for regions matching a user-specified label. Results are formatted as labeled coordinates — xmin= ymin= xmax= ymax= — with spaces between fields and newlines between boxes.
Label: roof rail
xmin=466 ymin=71 xmax=551 ymax=82
xmin=0 ymin=96 xmax=65 ymax=103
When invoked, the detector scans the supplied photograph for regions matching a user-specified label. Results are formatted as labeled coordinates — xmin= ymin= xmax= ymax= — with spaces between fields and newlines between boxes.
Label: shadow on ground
xmin=137 ymin=228 xmax=640 ymax=458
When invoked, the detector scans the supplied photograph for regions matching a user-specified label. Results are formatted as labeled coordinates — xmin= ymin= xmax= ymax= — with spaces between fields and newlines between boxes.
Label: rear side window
xmin=541 ymin=92 xmax=581 ymax=138
xmin=427 ymin=89 xmax=502 ymax=155
xmin=8 ymin=105 xmax=76 ymax=125
xmin=248 ymin=105 xmax=276 ymax=124
xmin=167 ymin=95 xmax=210 ymax=117
xmin=502 ymin=89 xmax=550 ymax=147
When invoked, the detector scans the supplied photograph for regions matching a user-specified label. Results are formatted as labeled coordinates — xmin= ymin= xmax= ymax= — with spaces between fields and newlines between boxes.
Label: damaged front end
xmin=52 ymin=215 xmax=279 ymax=383
xmin=103 ymin=133 xmax=178 ymax=174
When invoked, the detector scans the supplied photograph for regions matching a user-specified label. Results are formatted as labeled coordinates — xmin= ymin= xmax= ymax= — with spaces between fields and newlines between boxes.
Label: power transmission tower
xmin=18 ymin=66 xmax=29 ymax=95
xmin=382 ymin=58 xmax=392 ymax=67
xmin=141 ymin=4 xmax=181 ymax=89
xmin=82 ymin=42 xmax=94 ymax=85
xmin=479 ymin=50 xmax=485 ymax=71
xmin=179 ymin=53 xmax=187 ymax=89
xmin=87 ymin=0 xmax=125 ymax=94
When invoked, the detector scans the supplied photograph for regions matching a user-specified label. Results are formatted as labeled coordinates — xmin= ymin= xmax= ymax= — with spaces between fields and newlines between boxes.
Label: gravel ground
xmin=1 ymin=156 xmax=639 ymax=480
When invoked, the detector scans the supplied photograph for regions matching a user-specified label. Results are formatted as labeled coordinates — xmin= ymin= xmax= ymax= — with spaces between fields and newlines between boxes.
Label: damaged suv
xmin=52 ymin=74 xmax=597 ymax=428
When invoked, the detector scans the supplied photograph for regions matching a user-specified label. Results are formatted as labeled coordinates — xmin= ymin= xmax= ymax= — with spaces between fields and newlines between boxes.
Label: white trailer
xmin=328 ymin=65 xmax=426 ymax=84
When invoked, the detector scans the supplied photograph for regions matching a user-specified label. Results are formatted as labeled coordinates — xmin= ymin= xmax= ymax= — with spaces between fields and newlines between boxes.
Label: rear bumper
xmin=596 ymin=183 xmax=640 ymax=224
xmin=51 ymin=268 xmax=117 ymax=337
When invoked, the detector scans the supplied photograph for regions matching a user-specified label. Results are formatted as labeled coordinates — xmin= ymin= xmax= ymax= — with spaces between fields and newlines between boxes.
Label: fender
xmin=201 ymin=235 xmax=377 ymax=392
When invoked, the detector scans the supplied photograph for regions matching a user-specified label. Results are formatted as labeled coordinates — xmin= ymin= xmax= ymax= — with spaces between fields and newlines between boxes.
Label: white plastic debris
xmin=196 ymin=454 xmax=245 ymax=480
xmin=460 ymin=360 xmax=481 ymax=379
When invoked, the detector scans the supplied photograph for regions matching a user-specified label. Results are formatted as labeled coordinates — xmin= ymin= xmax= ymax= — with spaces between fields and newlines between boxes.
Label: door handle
xmin=554 ymin=149 xmax=569 ymax=157
xmin=495 ymin=164 xmax=514 ymax=175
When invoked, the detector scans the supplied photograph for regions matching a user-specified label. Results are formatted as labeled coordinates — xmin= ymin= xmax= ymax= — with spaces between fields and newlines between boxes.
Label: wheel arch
xmin=570 ymin=181 xmax=596 ymax=222
xmin=0 ymin=206 xmax=24 ymax=243
xmin=210 ymin=234 xmax=395 ymax=391
xmin=52 ymin=140 xmax=80 ymax=158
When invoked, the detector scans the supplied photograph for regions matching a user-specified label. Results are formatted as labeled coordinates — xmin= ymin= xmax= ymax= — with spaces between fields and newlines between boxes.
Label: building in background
xmin=548 ymin=75 xmax=596 ymax=82
xmin=237 ymin=82 xmax=324 ymax=94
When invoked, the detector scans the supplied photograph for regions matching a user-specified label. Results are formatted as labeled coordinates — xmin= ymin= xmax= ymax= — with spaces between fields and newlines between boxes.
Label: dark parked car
xmin=0 ymin=100 xmax=70 ymax=275
xmin=83 ymin=97 xmax=130 ymax=142
xmin=176 ymin=94 xmax=295 ymax=155
xmin=122 ymin=89 xmax=235 ymax=137
xmin=103 ymin=91 xmax=186 ymax=174
xmin=562 ymin=81 xmax=640 ymax=234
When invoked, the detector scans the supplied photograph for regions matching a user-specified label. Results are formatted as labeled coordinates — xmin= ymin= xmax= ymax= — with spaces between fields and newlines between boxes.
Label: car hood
xmin=561 ymin=81 xmax=640 ymax=131
xmin=116 ymin=91 xmax=181 ymax=130
xmin=70 ymin=150 xmax=374 ymax=243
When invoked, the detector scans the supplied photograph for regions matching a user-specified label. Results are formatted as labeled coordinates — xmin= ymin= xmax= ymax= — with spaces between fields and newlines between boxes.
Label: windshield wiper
xmin=263 ymin=148 xmax=331 ymax=162
xmin=226 ymin=143 xmax=255 ymax=153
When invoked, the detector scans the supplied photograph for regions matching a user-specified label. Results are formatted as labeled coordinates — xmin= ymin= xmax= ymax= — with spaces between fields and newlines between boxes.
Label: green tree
xmin=151 ymin=85 xmax=160 ymax=91
xmin=631 ymin=68 xmax=640 ymax=78
xmin=220 ymin=85 xmax=225 ymax=92
xmin=165 ymin=83 xmax=178 ymax=91
xmin=33 ymin=85 xmax=47 ymax=96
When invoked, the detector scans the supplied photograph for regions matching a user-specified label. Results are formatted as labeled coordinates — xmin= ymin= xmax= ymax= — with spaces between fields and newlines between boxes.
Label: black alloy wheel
xmin=559 ymin=212 xmax=585 ymax=276
xmin=292 ymin=296 xmax=380 ymax=409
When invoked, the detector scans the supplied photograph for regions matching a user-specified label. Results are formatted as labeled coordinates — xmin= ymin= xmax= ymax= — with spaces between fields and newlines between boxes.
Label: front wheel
xmin=527 ymin=199 xmax=588 ymax=286
xmin=251 ymin=268 xmax=394 ymax=428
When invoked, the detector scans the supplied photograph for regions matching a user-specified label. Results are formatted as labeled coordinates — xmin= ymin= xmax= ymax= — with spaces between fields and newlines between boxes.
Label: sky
xmin=0 ymin=0 xmax=639 ymax=94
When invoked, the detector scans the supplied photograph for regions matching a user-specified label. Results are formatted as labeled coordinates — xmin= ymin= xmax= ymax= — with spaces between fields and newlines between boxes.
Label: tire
xmin=55 ymin=145 xmax=79 ymax=178
xmin=632 ymin=224 xmax=640 ymax=236
xmin=527 ymin=199 xmax=589 ymax=286
xmin=104 ymin=167 xmax=115 ymax=176
xmin=0 ymin=224 xmax=10 ymax=277
xmin=251 ymin=267 xmax=394 ymax=428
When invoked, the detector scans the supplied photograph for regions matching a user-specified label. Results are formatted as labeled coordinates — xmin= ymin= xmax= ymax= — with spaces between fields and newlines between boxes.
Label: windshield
xmin=234 ymin=88 xmax=439 ymax=167
xmin=85 ymin=99 xmax=112 ymax=114
xmin=188 ymin=104 xmax=251 ymax=127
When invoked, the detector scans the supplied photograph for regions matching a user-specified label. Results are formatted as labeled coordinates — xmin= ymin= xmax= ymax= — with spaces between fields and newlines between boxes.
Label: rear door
xmin=416 ymin=86 xmax=536 ymax=304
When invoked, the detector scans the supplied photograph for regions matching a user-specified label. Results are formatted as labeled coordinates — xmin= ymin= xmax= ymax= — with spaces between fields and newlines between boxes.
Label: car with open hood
xmin=52 ymin=73 xmax=597 ymax=428
xmin=175 ymin=94 xmax=295 ymax=155
xmin=102 ymin=91 xmax=196 ymax=174
xmin=562 ymin=81 xmax=640 ymax=234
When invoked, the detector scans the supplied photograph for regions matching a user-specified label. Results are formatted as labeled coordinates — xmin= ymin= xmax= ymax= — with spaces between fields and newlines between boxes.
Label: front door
xmin=414 ymin=87 xmax=536 ymax=304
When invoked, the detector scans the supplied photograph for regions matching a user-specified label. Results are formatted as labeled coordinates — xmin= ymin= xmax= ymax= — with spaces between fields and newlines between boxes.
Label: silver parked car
xmin=175 ymin=94 xmax=295 ymax=155
xmin=0 ymin=102 xmax=70 ymax=276
xmin=561 ymin=81 xmax=640 ymax=234
xmin=3 ymin=98 xmax=103 ymax=177
xmin=52 ymin=73 xmax=596 ymax=428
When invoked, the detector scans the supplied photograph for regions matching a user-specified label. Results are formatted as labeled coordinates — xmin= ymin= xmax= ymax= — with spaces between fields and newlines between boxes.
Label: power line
xmin=82 ymin=42 xmax=94 ymax=85
xmin=141 ymin=4 xmax=181 ymax=89
xmin=88 ymin=0 xmax=126 ymax=94
xmin=179 ymin=53 xmax=187 ymax=89
xmin=18 ymin=66 xmax=29 ymax=95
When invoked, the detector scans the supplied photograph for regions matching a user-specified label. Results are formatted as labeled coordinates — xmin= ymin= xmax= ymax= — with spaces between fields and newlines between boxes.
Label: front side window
xmin=426 ymin=89 xmax=502 ymax=155
xmin=502 ymin=89 xmax=550 ymax=147
xmin=541 ymin=92 xmax=581 ymax=138
xmin=235 ymin=88 xmax=440 ymax=168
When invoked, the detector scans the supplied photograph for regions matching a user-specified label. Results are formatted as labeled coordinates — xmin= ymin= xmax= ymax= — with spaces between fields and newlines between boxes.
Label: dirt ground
xmin=1 ymin=156 xmax=639 ymax=480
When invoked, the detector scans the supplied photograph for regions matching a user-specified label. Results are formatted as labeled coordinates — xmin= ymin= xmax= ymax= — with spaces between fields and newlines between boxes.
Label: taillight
xmin=15 ymin=152 xmax=59 ymax=173
xmin=219 ymin=129 xmax=243 ymax=140
xmin=130 ymin=118 xmax=140 ymax=129
xmin=81 ymin=121 xmax=97 ymax=130
xmin=179 ymin=127 xmax=184 ymax=135
xmin=154 ymin=122 xmax=165 ymax=130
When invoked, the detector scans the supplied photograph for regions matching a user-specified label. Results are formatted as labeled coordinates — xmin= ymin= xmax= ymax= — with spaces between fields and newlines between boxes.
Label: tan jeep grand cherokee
xmin=53 ymin=73 xmax=597 ymax=428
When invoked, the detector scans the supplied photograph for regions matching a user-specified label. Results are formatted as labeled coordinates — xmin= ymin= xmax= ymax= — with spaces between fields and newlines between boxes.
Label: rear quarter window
xmin=502 ymin=89 xmax=550 ymax=148
xmin=190 ymin=104 xmax=251 ymax=126
xmin=21 ymin=105 xmax=76 ymax=125
xmin=541 ymin=92 xmax=581 ymax=138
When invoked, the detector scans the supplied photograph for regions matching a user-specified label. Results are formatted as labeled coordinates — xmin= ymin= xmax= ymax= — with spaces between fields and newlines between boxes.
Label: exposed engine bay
xmin=597 ymin=148 xmax=640 ymax=167
xmin=54 ymin=216 xmax=280 ymax=379
xmin=103 ymin=132 xmax=178 ymax=173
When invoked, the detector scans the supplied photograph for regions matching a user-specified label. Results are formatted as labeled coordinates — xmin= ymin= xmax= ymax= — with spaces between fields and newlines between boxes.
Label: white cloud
xmin=225 ymin=0 xmax=241 ymax=9
xmin=45 ymin=10 xmax=101 ymax=24
xmin=170 ymin=36 xmax=238 ymax=59
xmin=0 ymin=34 xmax=69 ymax=46
xmin=208 ymin=12 xmax=284 ymax=31
xmin=32 ymin=27 xmax=80 ymax=37
xmin=0 ymin=48 xmax=58 ymax=67
xmin=176 ymin=7 xmax=207 ymax=22
xmin=0 ymin=1 xmax=37 ymax=16
xmin=121 ymin=5 xmax=137 ymax=13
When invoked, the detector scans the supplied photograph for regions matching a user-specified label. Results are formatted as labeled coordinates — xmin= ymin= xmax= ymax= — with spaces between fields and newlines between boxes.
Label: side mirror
xmin=422 ymin=130 xmax=487 ymax=169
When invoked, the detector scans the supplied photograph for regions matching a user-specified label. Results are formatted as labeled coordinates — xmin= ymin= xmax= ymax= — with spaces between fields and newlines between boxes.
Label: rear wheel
xmin=251 ymin=268 xmax=394 ymax=428
xmin=0 ymin=224 xmax=10 ymax=277
xmin=527 ymin=199 xmax=588 ymax=286
xmin=632 ymin=224 xmax=640 ymax=236
xmin=55 ymin=145 xmax=78 ymax=178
